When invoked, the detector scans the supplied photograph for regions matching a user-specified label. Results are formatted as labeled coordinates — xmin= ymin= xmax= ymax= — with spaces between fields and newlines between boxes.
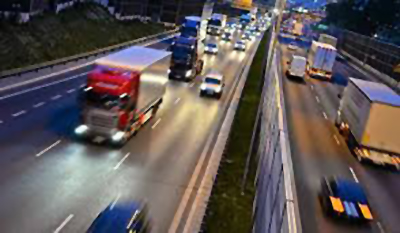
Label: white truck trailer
xmin=319 ymin=34 xmax=338 ymax=48
xmin=307 ymin=41 xmax=337 ymax=80
xmin=336 ymin=78 xmax=400 ymax=169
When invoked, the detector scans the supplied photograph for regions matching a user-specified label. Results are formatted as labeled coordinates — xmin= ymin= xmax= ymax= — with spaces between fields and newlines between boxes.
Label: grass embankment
xmin=203 ymin=32 xmax=270 ymax=232
xmin=0 ymin=3 xmax=167 ymax=71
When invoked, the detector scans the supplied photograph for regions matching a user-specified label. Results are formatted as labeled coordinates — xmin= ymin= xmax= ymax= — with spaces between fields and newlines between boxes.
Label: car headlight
xmin=200 ymin=83 xmax=207 ymax=90
xmin=167 ymin=69 xmax=171 ymax=74
xmin=185 ymin=70 xmax=192 ymax=77
xmin=215 ymin=86 xmax=222 ymax=93
xmin=112 ymin=131 xmax=125 ymax=142
xmin=213 ymin=48 xmax=218 ymax=52
xmin=75 ymin=125 xmax=88 ymax=135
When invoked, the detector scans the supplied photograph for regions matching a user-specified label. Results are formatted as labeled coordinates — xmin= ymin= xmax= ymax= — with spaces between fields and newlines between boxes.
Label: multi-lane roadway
xmin=280 ymin=41 xmax=400 ymax=233
xmin=0 ymin=31 xmax=260 ymax=232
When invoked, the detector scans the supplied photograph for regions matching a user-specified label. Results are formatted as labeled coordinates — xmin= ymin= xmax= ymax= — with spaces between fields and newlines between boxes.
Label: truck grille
xmin=91 ymin=115 xmax=115 ymax=128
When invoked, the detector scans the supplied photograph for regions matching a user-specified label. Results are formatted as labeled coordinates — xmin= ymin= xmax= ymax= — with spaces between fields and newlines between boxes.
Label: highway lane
xmin=0 ymin=31 xmax=260 ymax=232
xmin=281 ymin=42 xmax=400 ymax=233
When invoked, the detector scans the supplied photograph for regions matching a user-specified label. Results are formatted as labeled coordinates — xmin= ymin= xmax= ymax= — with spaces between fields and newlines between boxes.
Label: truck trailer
xmin=169 ymin=16 xmax=206 ymax=81
xmin=336 ymin=78 xmax=400 ymax=169
xmin=318 ymin=34 xmax=338 ymax=48
xmin=75 ymin=46 xmax=171 ymax=146
xmin=307 ymin=41 xmax=337 ymax=80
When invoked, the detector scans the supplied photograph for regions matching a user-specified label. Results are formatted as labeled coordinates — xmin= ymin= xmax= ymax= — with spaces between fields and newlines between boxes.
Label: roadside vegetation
xmin=0 ymin=2 xmax=167 ymax=71
xmin=203 ymin=31 xmax=270 ymax=232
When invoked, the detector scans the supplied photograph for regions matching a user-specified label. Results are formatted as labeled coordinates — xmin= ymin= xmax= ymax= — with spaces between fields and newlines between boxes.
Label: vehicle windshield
xmin=237 ymin=41 xmax=244 ymax=45
xmin=172 ymin=43 xmax=193 ymax=60
xmin=207 ymin=44 xmax=217 ymax=48
xmin=84 ymin=90 xmax=122 ymax=109
xmin=205 ymin=77 xmax=221 ymax=85
xmin=209 ymin=19 xmax=222 ymax=27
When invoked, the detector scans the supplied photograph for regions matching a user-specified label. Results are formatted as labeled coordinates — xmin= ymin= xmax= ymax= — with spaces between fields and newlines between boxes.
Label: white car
xmin=288 ymin=42 xmax=298 ymax=50
xmin=234 ymin=40 xmax=246 ymax=51
xmin=200 ymin=71 xmax=224 ymax=99
xmin=287 ymin=55 xmax=307 ymax=78
xmin=205 ymin=43 xmax=218 ymax=54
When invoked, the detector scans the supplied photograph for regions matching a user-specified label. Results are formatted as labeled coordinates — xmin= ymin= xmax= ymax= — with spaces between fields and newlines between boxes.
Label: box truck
xmin=307 ymin=41 xmax=337 ymax=79
xmin=75 ymin=46 xmax=170 ymax=146
xmin=207 ymin=13 xmax=227 ymax=36
xmin=336 ymin=78 xmax=400 ymax=169
xmin=319 ymin=34 xmax=338 ymax=48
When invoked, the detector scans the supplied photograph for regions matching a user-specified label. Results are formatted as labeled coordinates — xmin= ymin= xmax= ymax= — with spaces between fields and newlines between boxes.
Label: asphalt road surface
xmin=280 ymin=43 xmax=400 ymax=233
xmin=0 ymin=32 xmax=261 ymax=232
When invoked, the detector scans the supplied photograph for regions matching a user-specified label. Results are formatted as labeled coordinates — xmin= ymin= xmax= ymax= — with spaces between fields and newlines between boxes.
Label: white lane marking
xmin=315 ymin=96 xmax=320 ymax=103
xmin=189 ymin=82 xmax=195 ymax=88
xmin=110 ymin=193 xmax=121 ymax=210
xmin=33 ymin=102 xmax=45 ymax=108
xmin=79 ymin=84 xmax=85 ymax=88
xmin=323 ymin=112 xmax=328 ymax=120
xmin=0 ymin=73 xmax=88 ymax=101
xmin=151 ymin=119 xmax=162 ymax=129
xmin=377 ymin=222 xmax=385 ymax=233
xmin=51 ymin=95 xmax=62 ymax=100
xmin=12 ymin=110 xmax=27 ymax=117
xmin=0 ymin=120 xmax=3 ymax=124
xmin=113 ymin=153 xmax=130 ymax=170
xmin=36 ymin=140 xmax=61 ymax=157
xmin=310 ymin=85 xmax=314 ymax=90
xmin=54 ymin=214 xmax=74 ymax=233
xmin=349 ymin=167 xmax=359 ymax=183
xmin=174 ymin=98 xmax=181 ymax=104
xmin=333 ymin=135 xmax=341 ymax=145
xmin=66 ymin=88 xmax=75 ymax=94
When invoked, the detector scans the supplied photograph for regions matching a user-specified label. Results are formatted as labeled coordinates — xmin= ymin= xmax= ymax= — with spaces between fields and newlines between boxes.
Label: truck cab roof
xmin=95 ymin=46 xmax=171 ymax=72
xmin=350 ymin=78 xmax=400 ymax=107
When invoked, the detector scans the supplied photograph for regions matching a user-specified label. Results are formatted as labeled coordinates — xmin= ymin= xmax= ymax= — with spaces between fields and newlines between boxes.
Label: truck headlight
xmin=201 ymin=84 xmax=207 ymax=90
xmin=215 ymin=86 xmax=222 ymax=93
xmin=75 ymin=125 xmax=88 ymax=135
xmin=185 ymin=70 xmax=192 ymax=77
xmin=112 ymin=131 xmax=125 ymax=142
xmin=213 ymin=48 xmax=218 ymax=53
xmin=168 ymin=69 xmax=171 ymax=74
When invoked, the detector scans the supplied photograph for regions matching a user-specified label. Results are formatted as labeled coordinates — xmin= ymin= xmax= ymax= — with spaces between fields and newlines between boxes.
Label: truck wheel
xmin=198 ymin=60 xmax=204 ymax=74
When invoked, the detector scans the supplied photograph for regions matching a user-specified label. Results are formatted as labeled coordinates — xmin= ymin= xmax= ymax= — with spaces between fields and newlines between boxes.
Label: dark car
xmin=320 ymin=177 xmax=373 ymax=223
xmin=87 ymin=201 xmax=150 ymax=233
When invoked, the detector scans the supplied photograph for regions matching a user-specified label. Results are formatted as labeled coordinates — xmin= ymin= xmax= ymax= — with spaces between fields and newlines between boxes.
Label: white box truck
xmin=336 ymin=78 xmax=400 ymax=169
xmin=207 ymin=13 xmax=227 ymax=36
xmin=307 ymin=41 xmax=337 ymax=80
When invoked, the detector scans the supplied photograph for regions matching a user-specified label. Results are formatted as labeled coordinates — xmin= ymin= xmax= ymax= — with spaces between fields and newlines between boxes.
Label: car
xmin=222 ymin=32 xmax=233 ymax=41
xmin=242 ymin=33 xmax=253 ymax=41
xmin=200 ymin=71 xmax=224 ymax=99
xmin=234 ymin=40 xmax=246 ymax=51
xmin=288 ymin=42 xmax=298 ymax=50
xmin=205 ymin=43 xmax=218 ymax=54
xmin=319 ymin=177 xmax=373 ymax=223
xmin=87 ymin=201 xmax=151 ymax=233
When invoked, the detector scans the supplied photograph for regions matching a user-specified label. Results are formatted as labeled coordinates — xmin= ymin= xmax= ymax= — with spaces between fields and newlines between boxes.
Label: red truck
xmin=75 ymin=46 xmax=171 ymax=146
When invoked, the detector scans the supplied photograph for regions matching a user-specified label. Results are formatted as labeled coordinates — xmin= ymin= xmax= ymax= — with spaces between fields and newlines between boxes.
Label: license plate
xmin=207 ymin=90 xmax=213 ymax=94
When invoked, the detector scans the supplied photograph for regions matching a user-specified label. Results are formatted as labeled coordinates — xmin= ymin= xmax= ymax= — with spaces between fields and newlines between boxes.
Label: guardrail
xmin=0 ymin=28 xmax=179 ymax=79
xmin=253 ymin=37 xmax=302 ymax=232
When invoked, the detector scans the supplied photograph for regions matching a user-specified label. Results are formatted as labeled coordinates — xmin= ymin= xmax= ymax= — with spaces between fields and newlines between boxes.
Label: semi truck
xmin=336 ymin=78 xmax=400 ymax=169
xmin=75 ymin=46 xmax=171 ymax=146
xmin=207 ymin=13 xmax=227 ymax=36
xmin=307 ymin=41 xmax=337 ymax=80
xmin=169 ymin=16 xmax=206 ymax=81
xmin=319 ymin=34 xmax=338 ymax=48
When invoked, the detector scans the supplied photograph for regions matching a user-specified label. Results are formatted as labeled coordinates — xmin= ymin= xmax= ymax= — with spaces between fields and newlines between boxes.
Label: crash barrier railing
xmin=252 ymin=45 xmax=302 ymax=233
xmin=0 ymin=28 xmax=179 ymax=79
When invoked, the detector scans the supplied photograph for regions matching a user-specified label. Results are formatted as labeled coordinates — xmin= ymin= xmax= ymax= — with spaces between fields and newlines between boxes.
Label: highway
xmin=280 ymin=41 xmax=400 ymax=233
xmin=0 ymin=31 xmax=261 ymax=232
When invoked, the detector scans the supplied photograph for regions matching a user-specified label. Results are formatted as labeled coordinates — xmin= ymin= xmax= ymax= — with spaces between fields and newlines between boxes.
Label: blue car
xmin=320 ymin=177 xmax=373 ymax=223
xmin=87 ymin=201 xmax=150 ymax=233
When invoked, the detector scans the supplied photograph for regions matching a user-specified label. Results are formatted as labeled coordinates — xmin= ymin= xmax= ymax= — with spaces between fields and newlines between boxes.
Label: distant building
xmin=0 ymin=0 xmax=76 ymax=23
xmin=108 ymin=0 xmax=209 ymax=24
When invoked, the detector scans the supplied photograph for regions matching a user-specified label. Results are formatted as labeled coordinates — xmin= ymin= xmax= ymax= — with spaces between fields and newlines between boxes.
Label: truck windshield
xmin=209 ymin=19 xmax=222 ymax=27
xmin=205 ymin=78 xmax=221 ymax=85
xmin=84 ymin=91 xmax=122 ymax=109
xmin=172 ymin=44 xmax=193 ymax=61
